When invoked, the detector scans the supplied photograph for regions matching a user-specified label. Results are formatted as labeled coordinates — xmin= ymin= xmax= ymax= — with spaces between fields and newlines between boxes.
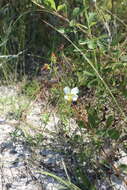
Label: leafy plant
xmin=1 ymin=0 xmax=127 ymax=189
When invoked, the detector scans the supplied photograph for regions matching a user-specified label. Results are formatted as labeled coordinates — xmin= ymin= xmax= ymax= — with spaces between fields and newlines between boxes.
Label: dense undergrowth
xmin=0 ymin=0 xmax=127 ymax=189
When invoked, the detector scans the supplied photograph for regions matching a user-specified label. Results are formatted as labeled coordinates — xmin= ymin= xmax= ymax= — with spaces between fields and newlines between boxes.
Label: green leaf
xmin=72 ymin=7 xmax=80 ymax=17
xmin=106 ymin=115 xmax=114 ymax=128
xmin=89 ymin=22 xmax=97 ymax=27
xmin=75 ymin=168 xmax=96 ymax=190
xmin=88 ymin=12 xmax=96 ymax=27
xmin=44 ymin=0 xmax=56 ymax=10
xmin=118 ymin=164 xmax=127 ymax=174
xmin=57 ymin=3 xmax=67 ymax=11
xmin=83 ymin=70 xmax=95 ymax=77
xmin=88 ymin=108 xmax=99 ymax=128
xmin=57 ymin=27 xmax=65 ymax=34
xmin=36 ymin=171 xmax=82 ymax=190
xmin=70 ymin=20 xmax=76 ymax=27
xmin=87 ymin=78 xmax=98 ymax=87
xmin=122 ymin=88 xmax=127 ymax=98
xmin=77 ymin=120 xmax=85 ymax=128
xmin=79 ymin=40 xmax=87 ymax=45
xmin=77 ymin=23 xmax=88 ymax=30
xmin=87 ymin=40 xmax=97 ymax=49
xmin=107 ymin=129 xmax=120 ymax=140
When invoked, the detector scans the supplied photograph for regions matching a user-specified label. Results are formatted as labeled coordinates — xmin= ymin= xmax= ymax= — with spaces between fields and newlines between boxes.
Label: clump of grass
xmin=21 ymin=79 xmax=40 ymax=99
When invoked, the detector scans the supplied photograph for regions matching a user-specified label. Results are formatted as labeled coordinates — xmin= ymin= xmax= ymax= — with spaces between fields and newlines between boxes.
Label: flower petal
xmin=64 ymin=95 xmax=69 ymax=100
xmin=71 ymin=87 xmax=79 ymax=95
xmin=72 ymin=94 xmax=78 ymax=101
xmin=64 ymin=87 xmax=71 ymax=94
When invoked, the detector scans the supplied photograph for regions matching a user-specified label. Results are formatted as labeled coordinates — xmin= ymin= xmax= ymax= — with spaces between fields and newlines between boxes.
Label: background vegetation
xmin=0 ymin=0 xmax=127 ymax=189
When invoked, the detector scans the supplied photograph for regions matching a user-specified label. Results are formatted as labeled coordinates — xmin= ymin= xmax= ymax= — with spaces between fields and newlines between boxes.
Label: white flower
xmin=64 ymin=86 xmax=79 ymax=102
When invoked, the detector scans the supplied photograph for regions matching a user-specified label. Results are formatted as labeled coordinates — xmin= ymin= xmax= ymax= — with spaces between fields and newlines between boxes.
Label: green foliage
xmin=44 ymin=0 xmax=56 ymax=10
xmin=21 ymin=80 xmax=40 ymax=98
xmin=106 ymin=128 xmax=120 ymax=140
xmin=118 ymin=164 xmax=127 ymax=174
xmin=1 ymin=0 xmax=127 ymax=189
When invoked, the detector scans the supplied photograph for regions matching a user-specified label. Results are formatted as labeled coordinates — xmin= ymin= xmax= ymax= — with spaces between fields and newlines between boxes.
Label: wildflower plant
xmin=64 ymin=86 xmax=79 ymax=102
xmin=51 ymin=52 xmax=57 ymax=64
